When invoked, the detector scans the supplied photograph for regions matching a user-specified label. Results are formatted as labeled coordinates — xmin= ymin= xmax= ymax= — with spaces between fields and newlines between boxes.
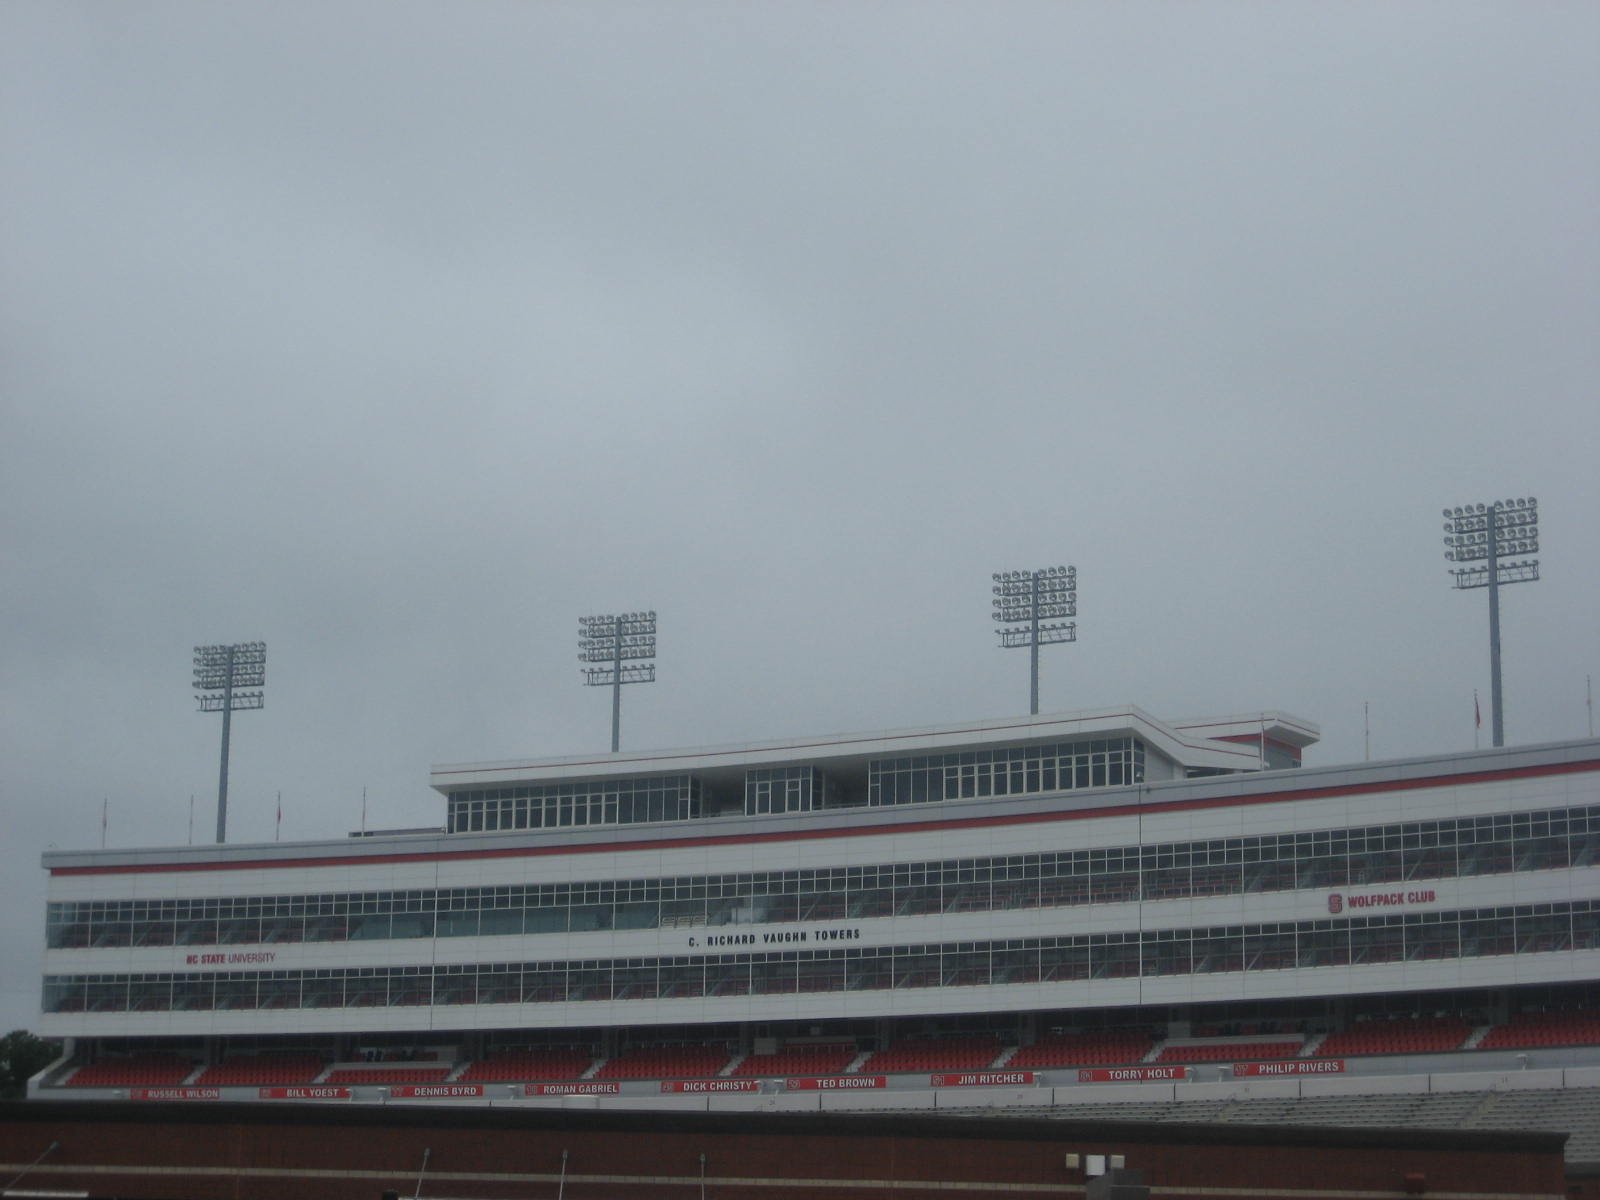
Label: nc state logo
xmin=1327 ymin=893 xmax=1344 ymax=914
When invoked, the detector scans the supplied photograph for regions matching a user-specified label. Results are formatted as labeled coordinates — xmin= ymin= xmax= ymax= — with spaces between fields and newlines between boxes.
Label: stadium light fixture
xmin=992 ymin=566 xmax=1077 ymax=715
xmin=192 ymin=641 xmax=266 ymax=843
xmin=579 ymin=610 xmax=657 ymax=752
xmin=1442 ymin=497 xmax=1540 ymax=747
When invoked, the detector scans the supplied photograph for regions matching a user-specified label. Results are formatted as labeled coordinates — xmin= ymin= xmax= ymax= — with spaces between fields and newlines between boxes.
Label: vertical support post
xmin=216 ymin=644 xmax=235 ymax=843
xmin=1029 ymin=572 xmax=1041 ymax=716
xmin=611 ymin=631 xmax=623 ymax=753
xmin=1486 ymin=502 xmax=1504 ymax=748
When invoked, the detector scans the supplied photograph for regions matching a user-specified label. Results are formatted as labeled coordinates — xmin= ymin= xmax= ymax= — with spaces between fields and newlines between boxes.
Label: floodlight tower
xmin=192 ymin=641 xmax=266 ymax=843
xmin=1442 ymin=497 xmax=1540 ymax=748
xmin=579 ymin=611 xmax=656 ymax=752
xmin=992 ymin=566 xmax=1077 ymax=716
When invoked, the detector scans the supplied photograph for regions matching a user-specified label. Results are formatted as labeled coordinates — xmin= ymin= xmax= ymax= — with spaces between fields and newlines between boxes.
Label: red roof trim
xmin=49 ymin=758 xmax=1600 ymax=878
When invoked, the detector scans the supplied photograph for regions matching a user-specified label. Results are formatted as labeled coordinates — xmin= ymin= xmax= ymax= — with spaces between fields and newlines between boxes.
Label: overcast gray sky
xmin=2 ymin=2 xmax=1596 ymax=1034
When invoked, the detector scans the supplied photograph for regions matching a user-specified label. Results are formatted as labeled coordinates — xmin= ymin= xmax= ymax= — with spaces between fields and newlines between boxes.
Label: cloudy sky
xmin=2 ymin=2 xmax=1596 ymax=1033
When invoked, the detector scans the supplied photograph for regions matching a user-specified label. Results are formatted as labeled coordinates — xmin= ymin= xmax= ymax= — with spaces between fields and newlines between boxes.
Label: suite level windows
xmin=49 ymin=802 xmax=1600 ymax=951
xmin=868 ymin=739 xmax=1144 ymax=806
xmin=447 ymin=774 xmax=702 ymax=834
xmin=445 ymin=738 xmax=1148 ymax=835
xmin=745 ymin=767 xmax=840 ymax=816
xmin=43 ymin=898 xmax=1600 ymax=1015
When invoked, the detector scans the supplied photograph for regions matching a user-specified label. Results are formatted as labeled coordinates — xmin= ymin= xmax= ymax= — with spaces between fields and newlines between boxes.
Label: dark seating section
xmin=858 ymin=1035 xmax=1002 ymax=1074
xmin=67 ymin=1053 xmax=196 ymax=1087
xmin=1479 ymin=1010 xmax=1600 ymax=1050
xmin=593 ymin=1044 xmax=734 ymax=1081
xmin=1008 ymin=1031 xmax=1155 ymax=1069
xmin=458 ymin=1048 xmax=595 ymax=1082
xmin=731 ymin=1043 xmax=858 ymax=1078
xmin=193 ymin=1052 xmax=325 ymax=1086
xmin=1317 ymin=1016 xmax=1473 ymax=1058
xmin=322 ymin=1065 xmax=453 ymax=1085
xmin=1155 ymin=1039 xmax=1303 ymax=1064
xmin=57 ymin=990 xmax=1600 ymax=1094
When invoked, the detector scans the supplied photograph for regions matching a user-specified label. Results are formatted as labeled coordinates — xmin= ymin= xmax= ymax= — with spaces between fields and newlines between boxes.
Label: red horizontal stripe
xmin=49 ymin=758 xmax=1600 ymax=879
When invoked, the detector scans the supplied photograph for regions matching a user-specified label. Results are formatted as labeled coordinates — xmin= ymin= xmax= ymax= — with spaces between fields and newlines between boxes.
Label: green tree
xmin=0 ymin=1030 xmax=59 ymax=1098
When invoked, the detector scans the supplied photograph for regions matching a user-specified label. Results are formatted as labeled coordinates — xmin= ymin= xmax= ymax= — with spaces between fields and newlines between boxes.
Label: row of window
xmin=42 ymin=901 xmax=1599 ymax=1014
xmin=48 ymin=803 xmax=1600 ymax=951
xmin=746 ymin=767 xmax=841 ymax=815
xmin=444 ymin=738 xmax=1152 ymax=834
xmin=447 ymin=774 xmax=703 ymax=834
xmin=867 ymin=739 xmax=1146 ymax=805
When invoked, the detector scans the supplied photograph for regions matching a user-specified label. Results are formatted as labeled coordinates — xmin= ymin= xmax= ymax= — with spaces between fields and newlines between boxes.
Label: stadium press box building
xmin=36 ymin=704 xmax=1600 ymax=1069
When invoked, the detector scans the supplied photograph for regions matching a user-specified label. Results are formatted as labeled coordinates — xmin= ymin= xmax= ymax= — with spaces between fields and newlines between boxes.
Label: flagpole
xmin=276 ymin=790 xmax=282 ymax=843
xmin=1474 ymin=690 xmax=1481 ymax=750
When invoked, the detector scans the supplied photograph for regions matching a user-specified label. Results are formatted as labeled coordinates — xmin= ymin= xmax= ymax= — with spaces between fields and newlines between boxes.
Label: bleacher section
xmin=1155 ymin=1039 xmax=1303 ymax=1064
xmin=321 ymin=1065 xmax=453 ymax=1086
xmin=986 ymin=1087 xmax=1600 ymax=1165
xmin=1479 ymin=1010 xmax=1600 ymax=1050
xmin=1007 ymin=1031 xmax=1155 ymax=1069
xmin=731 ymin=1043 xmax=858 ymax=1078
xmin=457 ymin=1048 xmax=594 ymax=1082
xmin=1317 ymin=1016 xmax=1472 ymax=1057
xmin=42 ymin=993 xmax=1600 ymax=1100
xmin=860 ymin=1036 xmax=1003 ymax=1074
xmin=593 ymin=1044 xmax=733 ymax=1081
xmin=65 ymin=1054 xmax=196 ymax=1087
xmin=193 ymin=1053 xmax=325 ymax=1086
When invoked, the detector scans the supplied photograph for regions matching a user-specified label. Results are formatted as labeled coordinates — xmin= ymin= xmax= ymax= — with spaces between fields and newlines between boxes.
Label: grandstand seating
xmin=1006 ymin=1031 xmax=1155 ymax=1069
xmin=731 ymin=1043 xmax=858 ymax=1078
xmin=193 ymin=1053 xmax=325 ymax=1086
xmin=991 ymin=1087 xmax=1600 ymax=1165
xmin=593 ymin=1044 xmax=733 ymax=1081
xmin=1155 ymin=1039 xmax=1303 ymax=1064
xmin=321 ymin=1065 xmax=452 ymax=1085
xmin=66 ymin=1054 xmax=195 ymax=1087
xmin=457 ymin=1048 xmax=594 ymax=1082
xmin=859 ymin=1035 xmax=1002 ymax=1074
xmin=1316 ymin=1016 xmax=1472 ymax=1057
xmin=1478 ymin=1010 xmax=1600 ymax=1050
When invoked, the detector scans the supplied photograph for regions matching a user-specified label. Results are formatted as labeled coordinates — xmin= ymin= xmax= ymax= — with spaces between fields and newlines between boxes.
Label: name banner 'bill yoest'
xmin=1233 ymin=1060 xmax=1346 ymax=1077
xmin=660 ymin=1079 xmax=762 ymax=1094
xmin=257 ymin=1086 xmax=351 ymax=1100
xmin=131 ymin=1087 xmax=220 ymax=1101
xmin=390 ymin=1084 xmax=485 ymax=1098
xmin=525 ymin=1082 xmax=620 ymax=1096
xmin=1077 ymin=1066 xmax=1185 ymax=1083
xmin=785 ymin=1075 xmax=887 ymax=1091
xmin=930 ymin=1071 xmax=1035 ymax=1088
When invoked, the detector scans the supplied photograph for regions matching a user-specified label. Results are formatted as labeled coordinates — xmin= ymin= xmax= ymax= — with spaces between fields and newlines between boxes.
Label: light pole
xmin=1442 ymin=497 xmax=1540 ymax=747
xmin=992 ymin=566 xmax=1077 ymax=715
xmin=193 ymin=641 xmax=266 ymax=843
xmin=579 ymin=611 xmax=656 ymax=752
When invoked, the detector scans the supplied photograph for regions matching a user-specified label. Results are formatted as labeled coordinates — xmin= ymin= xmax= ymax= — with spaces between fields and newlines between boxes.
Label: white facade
xmin=37 ymin=706 xmax=1600 ymax=1044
